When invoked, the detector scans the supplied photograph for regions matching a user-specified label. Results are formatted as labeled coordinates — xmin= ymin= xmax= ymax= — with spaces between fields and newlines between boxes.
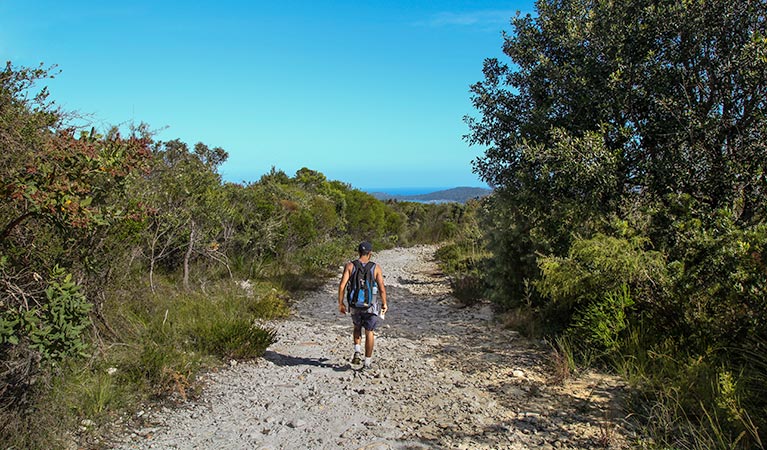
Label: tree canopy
xmin=469 ymin=0 xmax=767 ymax=223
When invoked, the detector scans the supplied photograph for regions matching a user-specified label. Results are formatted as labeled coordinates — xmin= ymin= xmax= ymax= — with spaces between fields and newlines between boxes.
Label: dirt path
xmin=114 ymin=245 xmax=632 ymax=449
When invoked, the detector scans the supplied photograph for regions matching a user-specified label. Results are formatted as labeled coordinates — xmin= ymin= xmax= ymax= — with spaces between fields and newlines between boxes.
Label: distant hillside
xmin=371 ymin=186 xmax=492 ymax=204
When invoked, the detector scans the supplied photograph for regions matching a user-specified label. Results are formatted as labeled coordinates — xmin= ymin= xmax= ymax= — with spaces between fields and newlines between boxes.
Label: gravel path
xmin=114 ymin=245 xmax=632 ymax=449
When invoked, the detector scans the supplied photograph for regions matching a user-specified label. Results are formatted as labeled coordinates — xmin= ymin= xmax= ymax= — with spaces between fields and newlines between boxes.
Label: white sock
xmin=364 ymin=357 xmax=372 ymax=367
xmin=354 ymin=344 xmax=362 ymax=353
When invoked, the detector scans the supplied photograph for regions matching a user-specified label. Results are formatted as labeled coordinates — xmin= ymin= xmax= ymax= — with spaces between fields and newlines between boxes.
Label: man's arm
xmin=375 ymin=265 xmax=387 ymax=313
xmin=338 ymin=262 xmax=352 ymax=314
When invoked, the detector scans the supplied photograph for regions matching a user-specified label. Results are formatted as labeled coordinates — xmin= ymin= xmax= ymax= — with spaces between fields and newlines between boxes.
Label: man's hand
xmin=381 ymin=303 xmax=388 ymax=314
xmin=338 ymin=303 xmax=347 ymax=315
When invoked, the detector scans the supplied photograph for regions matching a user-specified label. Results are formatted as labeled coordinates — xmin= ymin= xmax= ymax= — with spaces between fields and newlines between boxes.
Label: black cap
xmin=358 ymin=241 xmax=373 ymax=254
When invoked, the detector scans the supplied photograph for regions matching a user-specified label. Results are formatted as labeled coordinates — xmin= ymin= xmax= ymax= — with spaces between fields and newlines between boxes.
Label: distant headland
xmin=367 ymin=186 xmax=492 ymax=204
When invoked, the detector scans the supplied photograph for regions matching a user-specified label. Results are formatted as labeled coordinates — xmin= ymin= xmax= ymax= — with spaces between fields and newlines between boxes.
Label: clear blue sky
xmin=1 ymin=1 xmax=534 ymax=191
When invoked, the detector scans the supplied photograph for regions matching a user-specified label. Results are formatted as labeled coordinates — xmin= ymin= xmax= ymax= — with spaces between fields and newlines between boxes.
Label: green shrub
xmin=248 ymin=288 xmax=292 ymax=319
xmin=294 ymin=238 xmax=350 ymax=278
xmin=435 ymin=243 xmax=462 ymax=273
xmin=432 ymin=203 xmax=493 ymax=308
xmin=192 ymin=318 xmax=276 ymax=360
xmin=569 ymin=285 xmax=634 ymax=356
xmin=665 ymin=213 xmax=767 ymax=352
xmin=536 ymin=232 xmax=667 ymax=336
xmin=31 ymin=266 xmax=93 ymax=361
xmin=99 ymin=278 xmax=288 ymax=403
xmin=478 ymin=197 xmax=544 ymax=310
xmin=436 ymin=239 xmax=491 ymax=307
xmin=450 ymin=273 xmax=486 ymax=307
xmin=1 ymin=266 xmax=92 ymax=361
xmin=345 ymin=189 xmax=386 ymax=238
xmin=537 ymin=234 xmax=667 ymax=309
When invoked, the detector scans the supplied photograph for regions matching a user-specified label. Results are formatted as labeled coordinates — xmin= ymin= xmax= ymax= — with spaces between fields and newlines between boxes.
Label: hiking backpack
xmin=346 ymin=260 xmax=376 ymax=309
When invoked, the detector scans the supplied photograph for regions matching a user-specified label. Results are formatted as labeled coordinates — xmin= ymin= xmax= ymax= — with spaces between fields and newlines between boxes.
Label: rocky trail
xmin=114 ymin=245 xmax=632 ymax=449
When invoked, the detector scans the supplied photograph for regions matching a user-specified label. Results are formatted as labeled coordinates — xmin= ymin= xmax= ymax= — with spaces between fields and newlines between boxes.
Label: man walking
xmin=338 ymin=241 xmax=388 ymax=369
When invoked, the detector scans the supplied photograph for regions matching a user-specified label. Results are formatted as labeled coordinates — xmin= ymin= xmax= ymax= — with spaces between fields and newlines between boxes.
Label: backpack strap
xmin=361 ymin=261 xmax=374 ymax=277
xmin=347 ymin=260 xmax=363 ymax=306
xmin=360 ymin=262 xmax=376 ymax=307
xmin=351 ymin=260 xmax=374 ymax=278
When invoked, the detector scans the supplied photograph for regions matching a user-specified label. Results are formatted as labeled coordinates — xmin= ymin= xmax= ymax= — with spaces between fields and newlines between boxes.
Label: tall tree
xmin=467 ymin=0 xmax=767 ymax=304
xmin=471 ymin=0 xmax=767 ymax=212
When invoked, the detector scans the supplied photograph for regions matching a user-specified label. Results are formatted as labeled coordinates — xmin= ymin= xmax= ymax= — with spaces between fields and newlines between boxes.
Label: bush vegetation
xmin=433 ymin=199 xmax=490 ymax=307
xmin=450 ymin=1 xmax=767 ymax=448
xmin=0 ymin=61 xmax=461 ymax=448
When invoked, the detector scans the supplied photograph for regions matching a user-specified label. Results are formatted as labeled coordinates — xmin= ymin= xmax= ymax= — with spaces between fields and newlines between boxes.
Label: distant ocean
xmin=363 ymin=187 xmax=450 ymax=196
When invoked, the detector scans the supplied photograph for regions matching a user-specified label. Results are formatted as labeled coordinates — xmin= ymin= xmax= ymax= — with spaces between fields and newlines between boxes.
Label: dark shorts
xmin=351 ymin=310 xmax=379 ymax=331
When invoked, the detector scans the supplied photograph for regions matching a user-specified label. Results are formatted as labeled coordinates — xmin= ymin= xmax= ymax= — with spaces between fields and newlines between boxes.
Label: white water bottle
xmin=374 ymin=283 xmax=383 ymax=319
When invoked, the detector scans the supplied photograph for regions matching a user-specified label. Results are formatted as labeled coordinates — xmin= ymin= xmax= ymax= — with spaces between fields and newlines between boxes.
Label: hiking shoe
xmin=351 ymin=352 xmax=362 ymax=365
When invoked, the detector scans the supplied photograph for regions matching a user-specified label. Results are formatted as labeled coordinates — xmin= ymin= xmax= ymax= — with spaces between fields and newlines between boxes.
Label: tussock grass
xmin=547 ymin=335 xmax=577 ymax=385
xmin=609 ymin=328 xmax=767 ymax=450
xmin=191 ymin=318 xmax=276 ymax=360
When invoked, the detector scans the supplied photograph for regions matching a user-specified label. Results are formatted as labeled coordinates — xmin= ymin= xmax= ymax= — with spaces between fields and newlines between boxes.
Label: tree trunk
xmin=183 ymin=221 xmax=195 ymax=291
xmin=149 ymin=226 xmax=159 ymax=294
